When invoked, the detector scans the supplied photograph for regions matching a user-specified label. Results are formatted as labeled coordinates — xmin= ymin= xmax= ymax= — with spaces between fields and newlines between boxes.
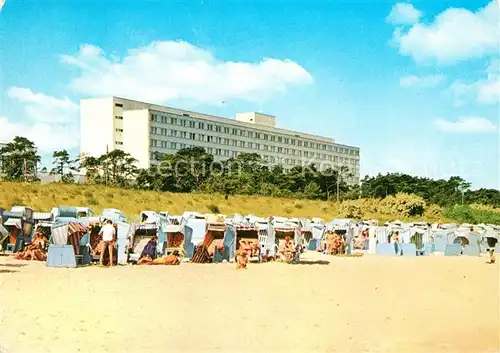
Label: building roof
xmin=82 ymin=96 xmax=359 ymax=149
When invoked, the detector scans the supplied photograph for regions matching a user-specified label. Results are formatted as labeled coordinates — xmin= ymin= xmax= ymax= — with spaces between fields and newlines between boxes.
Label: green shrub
xmin=381 ymin=193 xmax=426 ymax=217
xmin=208 ymin=204 xmax=220 ymax=214
xmin=424 ymin=204 xmax=444 ymax=220
xmin=340 ymin=200 xmax=364 ymax=219
xmin=302 ymin=182 xmax=321 ymax=200
xmin=294 ymin=202 xmax=304 ymax=209
xmin=444 ymin=205 xmax=500 ymax=224
xmin=86 ymin=197 xmax=98 ymax=206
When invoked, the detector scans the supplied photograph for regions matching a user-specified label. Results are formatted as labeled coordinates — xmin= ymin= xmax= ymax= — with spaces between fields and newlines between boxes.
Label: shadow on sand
xmin=0 ymin=263 xmax=27 ymax=273
xmin=291 ymin=260 xmax=330 ymax=265
xmin=0 ymin=269 xmax=19 ymax=274
xmin=0 ymin=263 xmax=27 ymax=268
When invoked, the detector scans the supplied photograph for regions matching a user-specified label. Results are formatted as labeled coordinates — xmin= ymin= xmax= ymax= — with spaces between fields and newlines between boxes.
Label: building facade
xmin=80 ymin=97 xmax=360 ymax=184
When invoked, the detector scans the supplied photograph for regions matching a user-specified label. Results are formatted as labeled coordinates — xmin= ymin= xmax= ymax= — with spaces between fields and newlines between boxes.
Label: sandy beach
xmin=0 ymin=252 xmax=498 ymax=353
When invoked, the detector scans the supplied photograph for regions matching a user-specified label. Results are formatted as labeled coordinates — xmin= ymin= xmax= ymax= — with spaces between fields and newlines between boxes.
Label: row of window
xmin=149 ymin=127 xmax=359 ymax=160
xmin=149 ymin=139 xmax=358 ymax=165
xmin=148 ymin=112 xmax=359 ymax=156
xmin=151 ymin=148 xmax=361 ymax=171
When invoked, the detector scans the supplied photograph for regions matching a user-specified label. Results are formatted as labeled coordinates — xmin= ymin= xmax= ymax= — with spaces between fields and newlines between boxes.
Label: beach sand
xmin=0 ymin=252 xmax=498 ymax=353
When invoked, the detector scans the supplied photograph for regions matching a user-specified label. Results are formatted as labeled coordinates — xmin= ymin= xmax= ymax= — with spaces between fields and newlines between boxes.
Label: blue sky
xmin=0 ymin=0 xmax=498 ymax=189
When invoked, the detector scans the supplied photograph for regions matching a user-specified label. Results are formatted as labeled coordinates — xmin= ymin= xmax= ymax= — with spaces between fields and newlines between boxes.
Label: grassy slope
xmin=0 ymin=181 xmax=439 ymax=223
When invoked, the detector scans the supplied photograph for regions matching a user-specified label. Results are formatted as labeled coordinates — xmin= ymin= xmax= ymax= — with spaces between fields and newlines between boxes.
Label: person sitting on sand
xmin=325 ymin=232 xmax=336 ymax=255
xmin=137 ymin=235 xmax=158 ymax=265
xmin=251 ymin=241 xmax=260 ymax=258
xmin=261 ymin=248 xmax=272 ymax=263
xmin=279 ymin=235 xmax=295 ymax=263
xmin=15 ymin=232 xmax=48 ymax=261
xmin=99 ymin=219 xmax=116 ymax=267
xmin=332 ymin=232 xmax=344 ymax=255
xmin=236 ymin=239 xmax=250 ymax=269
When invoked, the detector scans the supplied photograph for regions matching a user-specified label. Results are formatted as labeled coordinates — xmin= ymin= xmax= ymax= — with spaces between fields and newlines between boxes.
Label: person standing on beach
xmin=99 ymin=219 xmax=116 ymax=267
xmin=487 ymin=249 xmax=495 ymax=264
xmin=392 ymin=231 xmax=400 ymax=256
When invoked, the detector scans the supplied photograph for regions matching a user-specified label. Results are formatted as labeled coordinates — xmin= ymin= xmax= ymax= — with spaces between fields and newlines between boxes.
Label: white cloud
xmin=7 ymin=87 xmax=79 ymax=123
xmin=0 ymin=0 xmax=6 ymax=12
xmin=448 ymin=59 xmax=500 ymax=105
xmin=386 ymin=3 xmax=423 ymax=25
xmin=399 ymin=74 xmax=445 ymax=87
xmin=434 ymin=116 xmax=498 ymax=133
xmin=0 ymin=116 xmax=80 ymax=152
xmin=477 ymin=59 xmax=500 ymax=103
xmin=477 ymin=80 xmax=500 ymax=103
xmin=391 ymin=0 xmax=499 ymax=64
xmin=2 ymin=88 xmax=80 ymax=153
xmin=61 ymin=41 xmax=313 ymax=104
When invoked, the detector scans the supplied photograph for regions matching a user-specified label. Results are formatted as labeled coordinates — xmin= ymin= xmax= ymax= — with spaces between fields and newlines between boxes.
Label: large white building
xmin=80 ymin=97 xmax=360 ymax=184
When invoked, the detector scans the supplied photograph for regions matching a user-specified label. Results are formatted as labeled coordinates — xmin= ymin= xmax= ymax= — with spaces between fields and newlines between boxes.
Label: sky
xmin=0 ymin=0 xmax=498 ymax=189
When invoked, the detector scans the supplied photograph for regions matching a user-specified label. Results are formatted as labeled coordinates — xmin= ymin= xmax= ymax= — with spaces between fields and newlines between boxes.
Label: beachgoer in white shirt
xmin=99 ymin=219 xmax=116 ymax=267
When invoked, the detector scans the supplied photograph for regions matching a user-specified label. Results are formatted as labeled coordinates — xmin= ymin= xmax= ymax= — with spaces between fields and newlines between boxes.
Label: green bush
xmin=340 ymin=200 xmax=364 ymax=219
xmin=444 ymin=205 xmax=500 ymax=224
xmin=381 ymin=193 xmax=426 ymax=217
xmin=424 ymin=204 xmax=444 ymax=220
xmin=208 ymin=204 xmax=220 ymax=214
xmin=86 ymin=197 xmax=98 ymax=206
xmin=302 ymin=182 xmax=322 ymax=200
xmin=294 ymin=202 xmax=304 ymax=209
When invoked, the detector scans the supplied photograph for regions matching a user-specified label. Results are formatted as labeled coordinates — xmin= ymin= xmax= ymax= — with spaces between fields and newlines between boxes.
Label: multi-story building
xmin=80 ymin=97 xmax=360 ymax=184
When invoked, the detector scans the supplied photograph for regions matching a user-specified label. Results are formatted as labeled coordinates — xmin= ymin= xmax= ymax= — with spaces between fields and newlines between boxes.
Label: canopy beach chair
xmin=47 ymin=220 xmax=90 ymax=267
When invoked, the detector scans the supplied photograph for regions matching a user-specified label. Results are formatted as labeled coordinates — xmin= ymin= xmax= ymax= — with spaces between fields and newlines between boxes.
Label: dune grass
xmin=0 ymin=181 xmax=445 ymax=223
xmin=0 ymin=181 xmax=340 ymax=221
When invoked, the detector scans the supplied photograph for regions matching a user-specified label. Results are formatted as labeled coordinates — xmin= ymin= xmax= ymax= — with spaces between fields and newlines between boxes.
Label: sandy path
xmin=0 ymin=253 xmax=498 ymax=353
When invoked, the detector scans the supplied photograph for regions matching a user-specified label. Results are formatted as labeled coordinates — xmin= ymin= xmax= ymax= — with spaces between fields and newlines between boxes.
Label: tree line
xmin=1 ymin=136 xmax=499 ymax=208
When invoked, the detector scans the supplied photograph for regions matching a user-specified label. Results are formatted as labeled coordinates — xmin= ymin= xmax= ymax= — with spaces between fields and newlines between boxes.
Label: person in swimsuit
xmin=236 ymin=239 xmax=250 ymax=269
xmin=392 ymin=231 xmax=400 ymax=255
xmin=99 ymin=220 xmax=116 ymax=267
